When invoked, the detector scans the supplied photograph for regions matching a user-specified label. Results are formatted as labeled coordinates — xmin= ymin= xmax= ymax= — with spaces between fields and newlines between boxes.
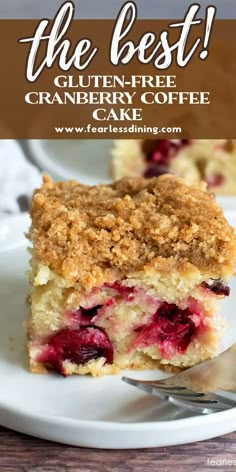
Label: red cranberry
xmin=70 ymin=305 xmax=102 ymax=326
xmin=133 ymin=302 xmax=196 ymax=356
xmin=157 ymin=303 xmax=195 ymax=352
xmin=144 ymin=164 xmax=170 ymax=178
xmin=80 ymin=305 xmax=102 ymax=318
xmin=155 ymin=140 xmax=174 ymax=159
xmin=206 ymin=174 xmax=224 ymax=188
xmin=38 ymin=327 xmax=113 ymax=376
xmin=106 ymin=282 xmax=135 ymax=301
xmin=144 ymin=140 xmax=189 ymax=179
xmin=146 ymin=140 xmax=175 ymax=164
xmin=147 ymin=140 xmax=189 ymax=163
xmin=202 ymin=280 xmax=230 ymax=296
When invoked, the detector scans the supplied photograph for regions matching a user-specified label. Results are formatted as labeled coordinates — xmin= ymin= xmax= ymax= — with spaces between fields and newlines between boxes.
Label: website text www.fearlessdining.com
xmin=54 ymin=124 xmax=182 ymax=135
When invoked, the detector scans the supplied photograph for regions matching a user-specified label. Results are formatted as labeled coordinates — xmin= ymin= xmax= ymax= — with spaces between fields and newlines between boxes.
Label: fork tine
xmin=205 ymin=392 xmax=236 ymax=408
xmin=122 ymin=377 xmax=187 ymax=390
xmin=167 ymin=396 xmax=232 ymax=414
xmin=122 ymin=377 xmax=205 ymax=397
xmin=148 ymin=384 xmax=186 ymax=390
xmin=122 ymin=377 xmax=193 ymax=400
xmin=150 ymin=389 xmax=205 ymax=398
xmin=142 ymin=385 xmax=236 ymax=407
xmin=122 ymin=377 xmax=156 ymax=394
xmin=122 ymin=378 xmax=216 ymax=413
xmin=122 ymin=376 xmax=236 ymax=413
xmin=122 ymin=377 xmax=204 ymax=400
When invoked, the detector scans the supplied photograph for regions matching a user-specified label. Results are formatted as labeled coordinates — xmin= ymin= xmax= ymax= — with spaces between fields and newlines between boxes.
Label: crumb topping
xmin=30 ymin=174 xmax=236 ymax=288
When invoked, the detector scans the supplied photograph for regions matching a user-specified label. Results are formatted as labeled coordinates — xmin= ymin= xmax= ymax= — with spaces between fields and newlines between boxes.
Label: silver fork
xmin=122 ymin=343 xmax=236 ymax=414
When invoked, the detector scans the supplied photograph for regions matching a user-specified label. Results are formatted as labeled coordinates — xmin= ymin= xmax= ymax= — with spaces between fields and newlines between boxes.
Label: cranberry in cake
xmin=112 ymin=139 xmax=236 ymax=195
xmin=27 ymin=174 xmax=236 ymax=376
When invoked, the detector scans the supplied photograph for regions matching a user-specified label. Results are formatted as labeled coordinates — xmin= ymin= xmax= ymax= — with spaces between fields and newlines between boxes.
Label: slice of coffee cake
xmin=112 ymin=139 xmax=236 ymax=195
xmin=27 ymin=175 xmax=236 ymax=376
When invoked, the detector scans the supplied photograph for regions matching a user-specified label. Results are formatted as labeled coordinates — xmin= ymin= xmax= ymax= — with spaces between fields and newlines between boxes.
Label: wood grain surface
xmin=0 ymin=426 xmax=235 ymax=472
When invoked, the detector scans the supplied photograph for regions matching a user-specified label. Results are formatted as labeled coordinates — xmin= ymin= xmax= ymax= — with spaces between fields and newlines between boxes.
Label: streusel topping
xmin=30 ymin=175 xmax=236 ymax=287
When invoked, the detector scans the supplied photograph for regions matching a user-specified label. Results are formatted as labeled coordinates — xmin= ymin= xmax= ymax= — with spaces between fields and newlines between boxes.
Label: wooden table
xmin=0 ymin=426 xmax=235 ymax=472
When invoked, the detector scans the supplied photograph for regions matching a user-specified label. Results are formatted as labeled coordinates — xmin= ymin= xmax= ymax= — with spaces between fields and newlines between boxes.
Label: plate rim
xmin=27 ymin=139 xmax=113 ymax=183
xmin=28 ymin=139 xmax=78 ymax=181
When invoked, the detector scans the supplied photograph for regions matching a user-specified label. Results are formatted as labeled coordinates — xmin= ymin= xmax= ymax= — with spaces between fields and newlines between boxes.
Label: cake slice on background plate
xmin=27 ymin=174 xmax=236 ymax=376
xmin=112 ymin=139 xmax=236 ymax=195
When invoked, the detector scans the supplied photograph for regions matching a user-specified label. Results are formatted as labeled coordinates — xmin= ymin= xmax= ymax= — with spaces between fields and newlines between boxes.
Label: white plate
xmin=28 ymin=140 xmax=113 ymax=185
xmin=0 ymin=214 xmax=236 ymax=449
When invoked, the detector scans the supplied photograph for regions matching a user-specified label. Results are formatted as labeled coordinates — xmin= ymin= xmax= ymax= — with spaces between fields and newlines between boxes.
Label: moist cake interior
xmin=28 ymin=273 xmax=229 ymax=377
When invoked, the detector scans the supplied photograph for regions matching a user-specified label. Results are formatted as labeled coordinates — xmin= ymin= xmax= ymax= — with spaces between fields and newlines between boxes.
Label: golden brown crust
xmin=30 ymin=174 xmax=236 ymax=288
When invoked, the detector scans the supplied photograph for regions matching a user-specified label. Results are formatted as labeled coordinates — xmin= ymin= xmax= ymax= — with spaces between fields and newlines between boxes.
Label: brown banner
xmin=0 ymin=19 xmax=236 ymax=138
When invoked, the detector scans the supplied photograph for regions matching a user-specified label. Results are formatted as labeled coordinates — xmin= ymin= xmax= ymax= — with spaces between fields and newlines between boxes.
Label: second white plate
xmin=28 ymin=139 xmax=113 ymax=185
